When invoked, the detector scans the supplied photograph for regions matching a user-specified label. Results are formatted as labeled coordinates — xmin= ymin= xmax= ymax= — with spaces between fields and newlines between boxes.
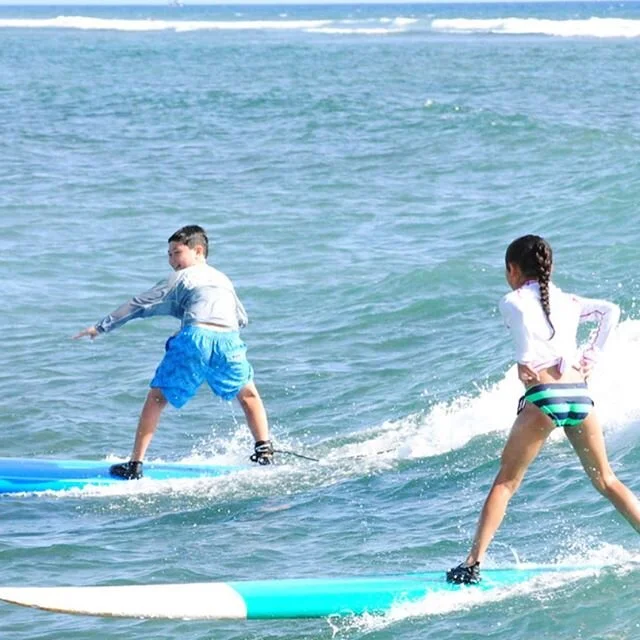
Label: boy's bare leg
xmin=130 ymin=387 xmax=168 ymax=461
xmin=236 ymin=381 xmax=269 ymax=442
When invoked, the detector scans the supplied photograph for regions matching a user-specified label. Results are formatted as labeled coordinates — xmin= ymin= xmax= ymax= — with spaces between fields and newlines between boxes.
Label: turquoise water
xmin=2 ymin=2 xmax=640 ymax=637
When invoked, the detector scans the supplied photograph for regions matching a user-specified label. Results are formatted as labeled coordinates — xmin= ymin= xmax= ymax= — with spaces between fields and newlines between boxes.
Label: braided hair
xmin=505 ymin=235 xmax=555 ymax=339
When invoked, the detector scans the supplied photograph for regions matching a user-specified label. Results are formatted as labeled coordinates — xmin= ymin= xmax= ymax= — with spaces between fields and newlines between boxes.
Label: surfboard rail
xmin=0 ymin=567 xmax=596 ymax=619
xmin=0 ymin=457 xmax=247 ymax=494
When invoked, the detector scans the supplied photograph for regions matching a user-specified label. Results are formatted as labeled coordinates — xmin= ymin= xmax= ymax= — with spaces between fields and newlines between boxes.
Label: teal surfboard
xmin=0 ymin=566 xmax=594 ymax=619
xmin=0 ymin=457 xmax=246 ymax=494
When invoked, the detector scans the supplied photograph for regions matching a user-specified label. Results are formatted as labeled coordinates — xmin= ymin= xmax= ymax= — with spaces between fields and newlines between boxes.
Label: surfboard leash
xmin=271 ymin=446 xmax=396 ymax=464
xmin=272 ymin=448 xmax=321 ymax=462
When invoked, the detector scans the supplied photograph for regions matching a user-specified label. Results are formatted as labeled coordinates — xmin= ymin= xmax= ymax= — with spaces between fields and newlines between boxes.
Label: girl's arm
xmin=574 ymin=295 xmax=620 ymax=363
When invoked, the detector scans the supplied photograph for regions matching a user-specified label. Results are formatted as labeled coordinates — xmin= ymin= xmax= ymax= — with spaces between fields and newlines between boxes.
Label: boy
xmin=74 ymin=225 xmax=273 ymax=479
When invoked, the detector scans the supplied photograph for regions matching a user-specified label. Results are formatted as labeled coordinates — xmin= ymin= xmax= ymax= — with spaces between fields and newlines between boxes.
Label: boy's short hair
xmin=168 ymin=225 xmax=209 ymax=258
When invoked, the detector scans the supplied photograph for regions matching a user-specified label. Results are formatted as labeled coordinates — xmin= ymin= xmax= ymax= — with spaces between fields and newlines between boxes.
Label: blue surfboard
xmin=0 ymin=457 xmax=246 ymax=494
xmin=0 ymin=566 xmax=597 ymax=619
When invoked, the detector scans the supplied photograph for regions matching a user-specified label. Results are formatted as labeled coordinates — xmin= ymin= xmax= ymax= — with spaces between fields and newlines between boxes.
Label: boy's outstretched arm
xmin=72 ymin=277 xmax=176 ymax=340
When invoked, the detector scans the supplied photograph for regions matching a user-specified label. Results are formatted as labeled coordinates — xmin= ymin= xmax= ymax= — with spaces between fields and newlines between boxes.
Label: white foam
xmin=14 ymin=321 xmax=640 ymax=499
xmin=334 ymin=567 xmax=597 ymax=633
xmin=431 ymin=17 xmax=640 ymax=39
xmin=306 ymin=17 xmax=417 ymax=35
xmin=334 ymin=544 xmax=634 ymax=633
xmin=327 ymin=370 xmax=523 ymax=464
xmin=0 ymin=15 xmax=421 ymax=36
xmin=392 ymin=17 xmax=418 ymax=27
xmin=589 ymin=319 xmax=640 ymax=430
xmin=0 ymin=16 xmax=332 ymax=32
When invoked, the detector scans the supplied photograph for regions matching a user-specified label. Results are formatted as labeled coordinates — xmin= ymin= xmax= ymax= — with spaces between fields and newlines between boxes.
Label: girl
xmin=447 ymin=234 xmax=640 ymax=585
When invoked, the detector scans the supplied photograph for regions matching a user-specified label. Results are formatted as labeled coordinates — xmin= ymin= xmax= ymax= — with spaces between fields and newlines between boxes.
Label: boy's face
xmin=168 ymin=241 xmax=204 ymax=271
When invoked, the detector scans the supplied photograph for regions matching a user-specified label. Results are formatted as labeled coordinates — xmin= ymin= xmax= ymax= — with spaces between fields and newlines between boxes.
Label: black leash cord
xmin=271 ymin=447 xmax=394 ymax=463
xmin=272 ymin=448 xmax=321 ymax=462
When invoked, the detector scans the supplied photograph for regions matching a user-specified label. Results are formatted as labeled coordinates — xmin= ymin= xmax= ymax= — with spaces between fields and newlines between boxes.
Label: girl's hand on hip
xmin=517 ymin=362 xmax=539 ymax=384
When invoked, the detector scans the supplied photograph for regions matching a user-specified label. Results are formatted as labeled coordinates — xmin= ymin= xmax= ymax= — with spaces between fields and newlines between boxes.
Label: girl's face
xmin=505 ymin=262 xmax=525 ymax=290
xmin=168 ymin=241 xmax=205 ymax=271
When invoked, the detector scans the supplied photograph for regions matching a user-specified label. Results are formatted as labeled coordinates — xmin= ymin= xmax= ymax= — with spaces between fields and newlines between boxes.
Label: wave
xmin=14 ymin=320 xmax=640 ymax=502
xmin=2 ymin=15 xmax=640 ymax=38
xmin=431 ymin=17 xmax=640 ymax=39
xmin=0 ymin=15 xmax=416 ymax=35
xmin=0 ymin=16 xmax=331 ymax=32
xmin=329 ymin=319 xmax=640 ymax=463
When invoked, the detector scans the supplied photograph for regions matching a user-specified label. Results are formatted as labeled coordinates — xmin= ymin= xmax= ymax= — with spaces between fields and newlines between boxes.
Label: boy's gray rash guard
xmin=95 ymin=264 xmax=248 ymax=334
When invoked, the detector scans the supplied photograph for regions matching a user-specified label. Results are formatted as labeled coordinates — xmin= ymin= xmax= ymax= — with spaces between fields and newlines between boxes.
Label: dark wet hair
xmin=168 ymin=225 xmax=209 ymax=258
xmin=505 ymin=234 xmax=555 ymax=339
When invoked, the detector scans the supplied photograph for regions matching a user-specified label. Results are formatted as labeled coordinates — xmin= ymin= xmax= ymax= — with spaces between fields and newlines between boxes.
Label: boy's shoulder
xmin=180 ymin=263 xmax=234 ymax=287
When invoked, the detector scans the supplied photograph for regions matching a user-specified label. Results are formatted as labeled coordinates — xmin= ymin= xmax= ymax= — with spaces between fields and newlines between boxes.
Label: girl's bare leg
xmin=565 ymin=413 xmax=640 ymax=533
xmin=464 ymin=404 xmax=555 ymax=566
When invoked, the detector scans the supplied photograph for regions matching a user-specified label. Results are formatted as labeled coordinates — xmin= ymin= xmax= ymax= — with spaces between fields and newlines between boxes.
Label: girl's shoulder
xmin=499 ymin=288 xmax=528 ymax=317
xmin=500 ymin=282 xmax=538 ymax=306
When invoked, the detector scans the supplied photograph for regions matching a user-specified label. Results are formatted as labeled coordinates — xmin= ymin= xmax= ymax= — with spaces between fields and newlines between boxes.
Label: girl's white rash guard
xmin=499 ymin=281 xmax=620 ymax=372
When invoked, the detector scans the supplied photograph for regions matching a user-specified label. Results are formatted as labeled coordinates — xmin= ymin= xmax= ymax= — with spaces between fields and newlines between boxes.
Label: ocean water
xmin=1 ymin=2 xmax=640 ymax=637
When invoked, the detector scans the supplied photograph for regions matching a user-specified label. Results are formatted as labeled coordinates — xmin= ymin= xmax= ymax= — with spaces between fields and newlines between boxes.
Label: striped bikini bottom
xmin=517 ymin=382 xmax=594 ymax=428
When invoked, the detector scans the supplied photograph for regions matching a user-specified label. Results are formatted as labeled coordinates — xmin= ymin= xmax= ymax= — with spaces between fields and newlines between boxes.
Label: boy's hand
xmin=73 ymin=326 xmax=99 ymax=340
xmin=517 ymin=362 xmax=539 ymax=384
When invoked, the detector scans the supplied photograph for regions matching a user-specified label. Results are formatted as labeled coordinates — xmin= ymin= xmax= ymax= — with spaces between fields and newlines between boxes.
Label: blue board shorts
xmin=150 ymin=325 xmax=254 ymax=408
